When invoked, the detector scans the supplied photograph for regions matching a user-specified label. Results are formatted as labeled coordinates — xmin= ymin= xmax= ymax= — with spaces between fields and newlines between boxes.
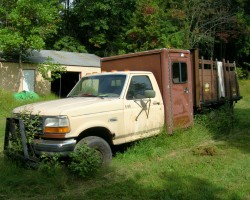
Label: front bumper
xmin=33 ymin=138 xmax=77 ymax=156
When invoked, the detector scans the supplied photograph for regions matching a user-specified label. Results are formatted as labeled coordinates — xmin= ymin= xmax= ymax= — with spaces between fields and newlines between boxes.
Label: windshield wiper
xmin=79 ymin=93 xmax=97 ymax=97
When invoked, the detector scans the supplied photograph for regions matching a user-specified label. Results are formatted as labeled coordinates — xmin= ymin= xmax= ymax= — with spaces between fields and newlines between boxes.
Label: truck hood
xmin=13 ymin=97 xmax=123 ymax=117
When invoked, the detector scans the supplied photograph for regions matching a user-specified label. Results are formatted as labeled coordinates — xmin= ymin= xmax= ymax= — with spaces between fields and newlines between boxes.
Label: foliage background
xmin=0 ymin=0 xmax=249 ymax=72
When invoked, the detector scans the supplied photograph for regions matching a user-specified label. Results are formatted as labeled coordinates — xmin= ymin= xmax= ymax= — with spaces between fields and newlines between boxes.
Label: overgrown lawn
xmin=0 ymin=81 xmax=249 ymax=200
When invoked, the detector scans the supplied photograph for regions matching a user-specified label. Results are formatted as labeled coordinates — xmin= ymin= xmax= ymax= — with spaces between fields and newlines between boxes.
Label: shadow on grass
xmin=212 ymin=108 xmax=250 ymax=154
xmin=0 ymin=155 xmax=69 ymax=200
xmin=234 ymin=108 xmax=250 ymax=129
xmin=0 ymin=157 xmax=242 ymax=200
xmin=196 ymin=106 xmax=250 ymax=154
xmin=64 ymin=172 xmax=240 ymax=200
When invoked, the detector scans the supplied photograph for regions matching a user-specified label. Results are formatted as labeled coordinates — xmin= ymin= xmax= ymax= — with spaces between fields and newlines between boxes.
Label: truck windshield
xmin=67 ymin=74 xmax=126 ymax=98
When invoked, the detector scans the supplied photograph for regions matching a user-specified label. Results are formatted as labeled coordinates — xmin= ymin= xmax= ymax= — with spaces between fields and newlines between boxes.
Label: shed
xmin=0 ymin=50 xmax=101 ymax=97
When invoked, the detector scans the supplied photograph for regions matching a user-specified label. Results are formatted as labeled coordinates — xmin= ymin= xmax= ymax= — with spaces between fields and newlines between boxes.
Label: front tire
xmin=75 ymin=136 xmax=112 ymax=165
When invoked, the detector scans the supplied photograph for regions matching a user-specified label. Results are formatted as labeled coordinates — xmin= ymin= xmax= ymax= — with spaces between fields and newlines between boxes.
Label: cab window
xmin=172 ymin=62 xmax=187 ymax=83
xmin=126 ymin=75 xmax=153 ymax=100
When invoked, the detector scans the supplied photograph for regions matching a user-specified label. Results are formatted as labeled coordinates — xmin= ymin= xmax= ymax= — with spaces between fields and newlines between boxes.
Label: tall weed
xmin=0 ymin=88 xmax=58 ymax=118
xmin=194 ymin=102 xmax=235 ymax=136
xmin=0 ymin=89 xmax=17 ymax=118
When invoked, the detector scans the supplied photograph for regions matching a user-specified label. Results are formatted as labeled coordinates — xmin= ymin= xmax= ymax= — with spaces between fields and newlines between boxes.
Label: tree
xmin=233 ymin=0 xmax=250 ymax=59
xmin=68 ymin=0 xmax=136 ymax=56
xmin=0 ymin=0 xmax=61 ymax=90
xmin=53 ymin=36 xmax=87 ymax=53
xmin=162 ymin=0 xmax=250 ymax=61
xmin=38 ymin=57 xmax=66 ymax=82
xmin=124 ymin=0 xmax=184 ymax=52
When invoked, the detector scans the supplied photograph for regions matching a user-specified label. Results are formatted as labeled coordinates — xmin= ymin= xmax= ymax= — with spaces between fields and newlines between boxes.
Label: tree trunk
xmin=14 ymin=54 xmax=23 ymax=92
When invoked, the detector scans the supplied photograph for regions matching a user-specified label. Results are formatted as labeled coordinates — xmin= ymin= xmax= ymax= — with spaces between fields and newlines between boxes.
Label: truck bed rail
xmin=191 ymin=50 xmax=242 ymax=110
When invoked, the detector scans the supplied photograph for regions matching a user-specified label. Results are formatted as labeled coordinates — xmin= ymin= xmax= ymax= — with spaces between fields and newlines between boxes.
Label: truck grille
xmin=12 ymin=115 xmax=44 ymax=135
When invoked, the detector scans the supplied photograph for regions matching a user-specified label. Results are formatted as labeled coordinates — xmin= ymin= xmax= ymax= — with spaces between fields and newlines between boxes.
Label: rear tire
xmin=75 ymin=136 xmax=112 ymax=165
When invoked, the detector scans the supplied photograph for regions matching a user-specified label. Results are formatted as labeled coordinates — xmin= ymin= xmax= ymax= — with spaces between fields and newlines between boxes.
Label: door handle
xmin=153 ymin=101 xmax=160 ymax=105
xmin=184 ymin=87 xmax=189 ymax=94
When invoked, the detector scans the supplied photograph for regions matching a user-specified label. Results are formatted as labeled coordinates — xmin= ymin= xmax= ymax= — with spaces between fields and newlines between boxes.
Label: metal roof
xmin=27 ymin=50 xmax=100 ymax=67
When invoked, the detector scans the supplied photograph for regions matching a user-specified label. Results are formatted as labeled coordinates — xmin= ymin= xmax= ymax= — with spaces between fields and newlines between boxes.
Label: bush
xmin=195 ymin=102 xmax=235 ymax=135
xmin=236 ymin=67 xmax=249 ymax=80
xmin=67 ymin=144 xmax=102 ymax=178
xmin=38 ymin=154 xmax=63 ymax=176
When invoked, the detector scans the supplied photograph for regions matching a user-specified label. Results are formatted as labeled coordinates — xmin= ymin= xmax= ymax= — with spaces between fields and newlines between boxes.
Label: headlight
xmin=44 ymin=116 xmax=70 ymax=135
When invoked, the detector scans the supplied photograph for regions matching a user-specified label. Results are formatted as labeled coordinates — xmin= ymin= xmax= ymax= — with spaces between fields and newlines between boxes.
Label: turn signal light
xmin=44 ymin=126 xmax=70 ymax=134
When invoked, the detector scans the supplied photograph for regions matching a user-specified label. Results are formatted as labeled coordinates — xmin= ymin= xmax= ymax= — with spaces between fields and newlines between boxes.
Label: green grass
xmin=0 ymin=90 xmax=58 ymax=151
xmin=0 ymin=81 xmax=249 ymax=200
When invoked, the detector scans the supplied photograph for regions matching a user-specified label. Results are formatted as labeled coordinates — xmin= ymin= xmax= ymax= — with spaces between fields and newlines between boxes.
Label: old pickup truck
xmin=4 ymin=48 xmax=241 ymax=164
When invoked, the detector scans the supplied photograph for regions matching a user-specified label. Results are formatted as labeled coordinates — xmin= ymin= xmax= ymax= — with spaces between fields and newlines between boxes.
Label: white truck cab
xmin=11 ymin=71 xmax=164 ymax=163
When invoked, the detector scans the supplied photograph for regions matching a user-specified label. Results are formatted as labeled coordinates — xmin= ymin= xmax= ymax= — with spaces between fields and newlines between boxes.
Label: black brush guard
xmin=4 ymin=118 xmax=39 ymax=166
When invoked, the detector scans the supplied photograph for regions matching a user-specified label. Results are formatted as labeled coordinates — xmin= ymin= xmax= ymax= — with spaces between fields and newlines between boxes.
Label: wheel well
xmin=77 ymin=127 xmax=114 ymax=146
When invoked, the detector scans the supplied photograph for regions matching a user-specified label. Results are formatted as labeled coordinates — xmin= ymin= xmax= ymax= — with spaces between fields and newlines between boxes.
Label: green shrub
xmin=38 ymin=153 xmax=63 ymax=176
xmin=195 ymin=102 xmax=235 ymax=135
xmin=4 ymin=110 xmax=42 ymax=162
xmin=236 ymin=67 xmax=249 ymax=80
xmin=67 ymin=144 xmax=102 ymax=178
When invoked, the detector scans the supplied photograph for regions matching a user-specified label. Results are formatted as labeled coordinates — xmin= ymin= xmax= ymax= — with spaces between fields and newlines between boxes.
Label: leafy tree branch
xmin=38 ymin=57 xmax=66 ymax=82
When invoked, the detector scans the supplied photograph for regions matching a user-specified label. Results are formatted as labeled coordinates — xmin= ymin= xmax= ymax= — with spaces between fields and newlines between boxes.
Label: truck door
xmin=123 ymin=74 xmax=164 ymax=142
xmin=170 ymin=55 xmax=193 ymax=129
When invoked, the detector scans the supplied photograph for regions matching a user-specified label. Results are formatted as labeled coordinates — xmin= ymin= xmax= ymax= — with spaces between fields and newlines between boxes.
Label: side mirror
xmin=144 ymin=90 xmax=156 ymax=98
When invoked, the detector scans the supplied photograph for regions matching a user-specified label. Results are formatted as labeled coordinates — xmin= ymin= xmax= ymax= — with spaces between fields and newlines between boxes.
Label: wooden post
xmin=4 ymin=118 xmax=11 ymax=151
xmin=192 ymin=49 xmax=200 ymax=108
xmin=222 ymin=59 xmax=228 ymax=98
xmin=227 ymin=60 xmax=232 ymax=99
xmin=210 ymin=58 xmax=214 ymax=100
xmin=201 ymin=57 xmax=204 ymax=103
xmin=18 ymin=119 xmax=29 ymax=160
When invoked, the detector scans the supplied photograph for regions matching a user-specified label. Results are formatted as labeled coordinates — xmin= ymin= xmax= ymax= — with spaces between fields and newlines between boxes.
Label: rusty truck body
xmin=101 ymin=48 xmax=241 ymax=133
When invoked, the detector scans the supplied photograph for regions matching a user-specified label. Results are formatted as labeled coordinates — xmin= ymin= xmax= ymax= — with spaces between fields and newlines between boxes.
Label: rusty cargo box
xmin=101 ymin=48 xmax=241 ymax=132
xmin=102 ymin=49 xmax=194 ymax=133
